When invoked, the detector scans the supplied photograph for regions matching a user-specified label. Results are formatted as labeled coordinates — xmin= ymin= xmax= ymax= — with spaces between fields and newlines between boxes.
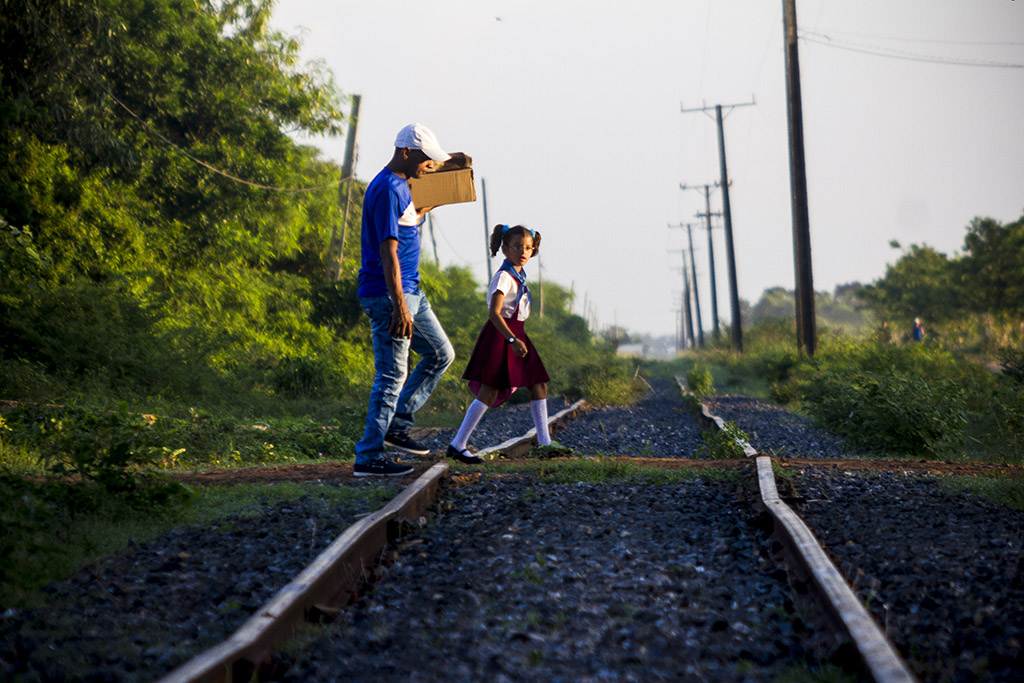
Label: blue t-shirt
xmin=357 ymin=168 xmax=421 ymax=298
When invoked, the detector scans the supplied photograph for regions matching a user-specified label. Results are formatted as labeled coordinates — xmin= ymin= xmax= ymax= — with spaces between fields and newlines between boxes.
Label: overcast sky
xmin=271 ymin=0 xmax=1024 ymax=338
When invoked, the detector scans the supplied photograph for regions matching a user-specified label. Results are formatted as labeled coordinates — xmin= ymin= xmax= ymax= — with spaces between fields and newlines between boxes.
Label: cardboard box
xmin=408 ymin=151 xmax=476 ymax=208
xmin=408 ymin=167 xmax=476 ymax=208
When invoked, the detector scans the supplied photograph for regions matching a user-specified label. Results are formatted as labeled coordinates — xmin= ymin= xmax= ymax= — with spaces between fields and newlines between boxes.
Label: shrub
xmin=998 ymin=345 xmax=1024 ymax=385
xmin=800 ymin=369 xmax=968 ymax=457
xmin=685 ymin=363 xmax=713 ymax=397
xmin=696 ymin=421 xmax=750 ymax=459
xmin=565 ymin=361 xmax=645 ymax=407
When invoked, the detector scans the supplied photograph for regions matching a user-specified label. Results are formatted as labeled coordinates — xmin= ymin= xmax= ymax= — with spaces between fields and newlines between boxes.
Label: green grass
xmin=937 ymin=474 xmax=1024 ymax=510
xmin=0 ymin=481 xmax=397 ymax=608
xmin=461 ymin=456 xmax=746 ymax=485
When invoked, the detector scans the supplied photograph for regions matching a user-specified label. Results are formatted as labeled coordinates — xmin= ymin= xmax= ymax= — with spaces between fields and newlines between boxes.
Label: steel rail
xmin=159 ymin=399 xmax=584 ymax=682
xmin=476 ymin=398 xmax=587 ymax=459
xmin=159 ymin=463 xmax=448 ymax=683
xmin=676 ymin=377 xmax=916 ymax=682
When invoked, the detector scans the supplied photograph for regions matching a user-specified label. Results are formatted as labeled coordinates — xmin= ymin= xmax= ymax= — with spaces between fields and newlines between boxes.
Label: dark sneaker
xmin=353 ymin=456 xmax=414 ymax=477
xmin=446 ymin=444 xmax=483 ymax=465
xmin=384 ymin=431 xmax=431 ymax=456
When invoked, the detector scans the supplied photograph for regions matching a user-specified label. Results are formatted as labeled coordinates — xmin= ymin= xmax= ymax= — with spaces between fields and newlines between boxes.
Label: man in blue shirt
xmin=354 ymin=123 xmax=456 ymax=476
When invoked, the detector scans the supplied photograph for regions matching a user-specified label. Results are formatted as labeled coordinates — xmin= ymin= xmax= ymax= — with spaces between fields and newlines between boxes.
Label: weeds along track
xmin=2 ymin=379 xmax=1021 ymax=681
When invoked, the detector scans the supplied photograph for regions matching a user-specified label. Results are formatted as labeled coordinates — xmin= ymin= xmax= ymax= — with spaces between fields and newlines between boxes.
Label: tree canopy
xmin=860 ymin=212 xmax=1024 ymax=327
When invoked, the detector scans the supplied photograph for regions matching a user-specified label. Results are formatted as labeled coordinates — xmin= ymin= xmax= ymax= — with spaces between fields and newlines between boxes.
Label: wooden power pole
xmin=783 ymin=0 xmax=817 ymax=355
xmin=681 ymin=99 xmax=754 ymax=352
xmin=669 ymin=222 xmax=704 ymax=347
xmin=327 ymin=94 xmax=361 ymax=280
xmin=481 ymin=177 xmax=493 ymax=283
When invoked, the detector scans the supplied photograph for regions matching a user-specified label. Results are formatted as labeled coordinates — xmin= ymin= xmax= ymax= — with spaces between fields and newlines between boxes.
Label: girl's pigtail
xmin=531 ymin=230 xmax=541 ymax=256
xmin=489 ymin=225 xmax=505 ymax=257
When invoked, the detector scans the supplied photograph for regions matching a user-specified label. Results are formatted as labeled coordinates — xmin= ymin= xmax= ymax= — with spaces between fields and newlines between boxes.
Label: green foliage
xmin=746 ymin=286 xmax=877 ymax=338
xmin=859 ymin=213 xmax=1024 ymax=347
xmin=665 ymin=327 xmax=1024 ymax=462
xmin=1 ymin=402 xmax=362 ymax=477
xmin=860 ymin=244 xmax=961 ymax=324
xmin=563 ymin=360 xmax=645 ymax=407
xmin=685 ymin=363 xmax=713 ymax=397
xmin=800 ymin=368 xmax=968 ymax=457
xmin=938 ymin=475 xmax=1024 ymax=511
xmin=526 ymin=442 xmax=577 ymax=459
xmin=998 ymin=345 xmax=1024 ymax=385
xmin=697 ymin=421 xmax=750 ymax=460
xmin=2 ymin=404 xmax=194 ymax=503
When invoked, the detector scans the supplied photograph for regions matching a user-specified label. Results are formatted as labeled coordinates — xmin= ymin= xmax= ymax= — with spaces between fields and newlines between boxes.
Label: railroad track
xmin=4 ymin=381 xmax=1021 ymax=681
xmin=159 ymin=384 xmax=918 ymax=682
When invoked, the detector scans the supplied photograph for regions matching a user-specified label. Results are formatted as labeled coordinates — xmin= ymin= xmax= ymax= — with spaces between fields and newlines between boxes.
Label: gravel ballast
xmin=792 ymin=470 xmax=1024 ymax=682
xmin=272 ymin=476 xmax=827 ymax=682
xmin=0 ymin=492 xmax=390 ymax=682
xmin=2 ymin=381 xmax=1022 ymax=682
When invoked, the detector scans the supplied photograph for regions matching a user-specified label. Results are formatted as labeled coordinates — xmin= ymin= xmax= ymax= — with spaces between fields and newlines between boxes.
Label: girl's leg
xmin=451 ymin=385 xmax=499 ymax=450
xmin=528 ymin=383 xmax=551 ymax=445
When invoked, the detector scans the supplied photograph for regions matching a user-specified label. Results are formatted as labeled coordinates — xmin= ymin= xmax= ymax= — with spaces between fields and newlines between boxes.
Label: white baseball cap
xmin=394 ymin=123 xmax=450 ymax=163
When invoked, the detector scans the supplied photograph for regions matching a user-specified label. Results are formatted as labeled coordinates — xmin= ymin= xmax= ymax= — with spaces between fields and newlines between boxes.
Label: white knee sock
xmin=530 ymin=399 xmax=551 ymax=445
xmin=451 ymin=399 xmax=489 ymax=450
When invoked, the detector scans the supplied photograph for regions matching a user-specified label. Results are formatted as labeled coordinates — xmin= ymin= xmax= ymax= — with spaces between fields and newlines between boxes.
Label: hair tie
xmin=501 ymin=224 xmax=536 ymax=237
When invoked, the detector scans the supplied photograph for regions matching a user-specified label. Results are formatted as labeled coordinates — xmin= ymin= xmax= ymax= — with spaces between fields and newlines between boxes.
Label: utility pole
xmin=669 ymin=249 xmax=695 ymax=349
xmin=537 ymin=254 xmax=544 ymax=318
xmin=681 ymin=99 xmax=754 ymax=353
xmin=427 ymin=213 xmax=439 ymax=263
xmin=480 ymin=177 xmax=493 ymax=283
xmin=681 ymin=183 xmax=722 ymax=341
xmin=685 ymin=222 xmax=704 ymax=348
xmin=783 ymin=0 xmax=817 ymax=355
xmin=669 ymin=222 xmax=704 ymax=347
xmin=327 ymin=94 xmax=361 ymax=280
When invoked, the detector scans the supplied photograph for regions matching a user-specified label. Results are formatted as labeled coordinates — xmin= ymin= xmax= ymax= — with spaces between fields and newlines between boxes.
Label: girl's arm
xmin=488 ymin=291 xmax=528 ymax=358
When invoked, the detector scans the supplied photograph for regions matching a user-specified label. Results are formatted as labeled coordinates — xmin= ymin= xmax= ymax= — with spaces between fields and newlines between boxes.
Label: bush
xmin=800 ymin=368 xmax=968 ymax=457
xmin=3 ymin=404 xmax=193 ymax=503
xmin=685 ymin=363 xmax=713 ymax=397
xmin=696 ymin=421 xmax=750 ymax=459
xmin=565 ymin=360 xmax=645 ymax=407
xmin=998 ymin=345 xmax=1024 ymax=385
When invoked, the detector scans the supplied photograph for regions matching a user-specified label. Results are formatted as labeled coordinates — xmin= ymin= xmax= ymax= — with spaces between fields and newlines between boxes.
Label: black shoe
xmin=353 ymin=456 xmax=415 ymax=477
xmin=384 ymin=431 xmax=431 ymax=456
xmin=446 ymin=445 xmax=484 ymax=465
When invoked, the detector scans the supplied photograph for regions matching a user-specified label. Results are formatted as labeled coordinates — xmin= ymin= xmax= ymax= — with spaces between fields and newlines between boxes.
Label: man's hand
xmin=390 ymin=300 xmax=413 ymax=338
xmin=416 ymin=204 xmax=437 ymax=219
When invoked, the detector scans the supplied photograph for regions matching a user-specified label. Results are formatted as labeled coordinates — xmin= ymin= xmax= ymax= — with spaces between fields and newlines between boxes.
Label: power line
xmin=800 ymin=31 xmax=1024 ymax=69
xmin=802 ymin=28 xmax=1024 ymax=47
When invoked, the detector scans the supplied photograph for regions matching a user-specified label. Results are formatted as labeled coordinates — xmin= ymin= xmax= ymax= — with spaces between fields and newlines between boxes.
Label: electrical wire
xmin=427 ymin=214 xmax=475 ymax=267
xmin=802 ymin=27 xmax=1024 ymax=47
xmin=800 ymin=30 xmax=1024 ymax=69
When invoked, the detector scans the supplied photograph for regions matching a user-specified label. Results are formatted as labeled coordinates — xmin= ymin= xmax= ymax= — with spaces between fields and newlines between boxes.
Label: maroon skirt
xmin=462 ymin=317 xmax=549 ymax=407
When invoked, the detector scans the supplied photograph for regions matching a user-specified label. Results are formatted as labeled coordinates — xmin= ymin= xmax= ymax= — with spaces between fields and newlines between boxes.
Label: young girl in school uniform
xmin=447 ymin=224 xmax=551 ymax=464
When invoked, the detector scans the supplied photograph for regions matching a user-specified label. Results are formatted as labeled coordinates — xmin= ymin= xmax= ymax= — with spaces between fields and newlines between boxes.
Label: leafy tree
xmin=959 ymin=214 xmax=1024 ymax=319
xmin=859 ymin=243 xmax=961 ymax=323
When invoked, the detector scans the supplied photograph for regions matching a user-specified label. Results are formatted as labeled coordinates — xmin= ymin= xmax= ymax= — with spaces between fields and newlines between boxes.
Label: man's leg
xmin=389 ymin=291 xmax=455 ymax=435
xmin=354 ymin=296 xmax=411 ymax=465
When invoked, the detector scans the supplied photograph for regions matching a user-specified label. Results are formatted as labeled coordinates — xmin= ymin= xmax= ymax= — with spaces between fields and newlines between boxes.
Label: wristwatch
xmin=507 ymin=335 xmax=516 ymax=344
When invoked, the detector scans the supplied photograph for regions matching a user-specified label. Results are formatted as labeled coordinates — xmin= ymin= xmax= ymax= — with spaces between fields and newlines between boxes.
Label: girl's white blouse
xmin=487 ymin=270 xmax=531 ymax=321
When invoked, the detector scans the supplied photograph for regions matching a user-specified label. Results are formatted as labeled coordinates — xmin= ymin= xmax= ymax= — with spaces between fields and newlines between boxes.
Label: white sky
xmin=272 ymin=0 xmax=1024 ymax=338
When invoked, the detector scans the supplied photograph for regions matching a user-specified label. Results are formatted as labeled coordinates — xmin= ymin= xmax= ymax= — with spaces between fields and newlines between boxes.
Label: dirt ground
xmin=168 ymin=455 xmax=1024 ymax=486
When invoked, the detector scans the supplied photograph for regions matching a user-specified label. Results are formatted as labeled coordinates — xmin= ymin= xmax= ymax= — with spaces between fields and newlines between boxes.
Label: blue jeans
xmin=354 ymin=290 xmax=455 ymax=463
